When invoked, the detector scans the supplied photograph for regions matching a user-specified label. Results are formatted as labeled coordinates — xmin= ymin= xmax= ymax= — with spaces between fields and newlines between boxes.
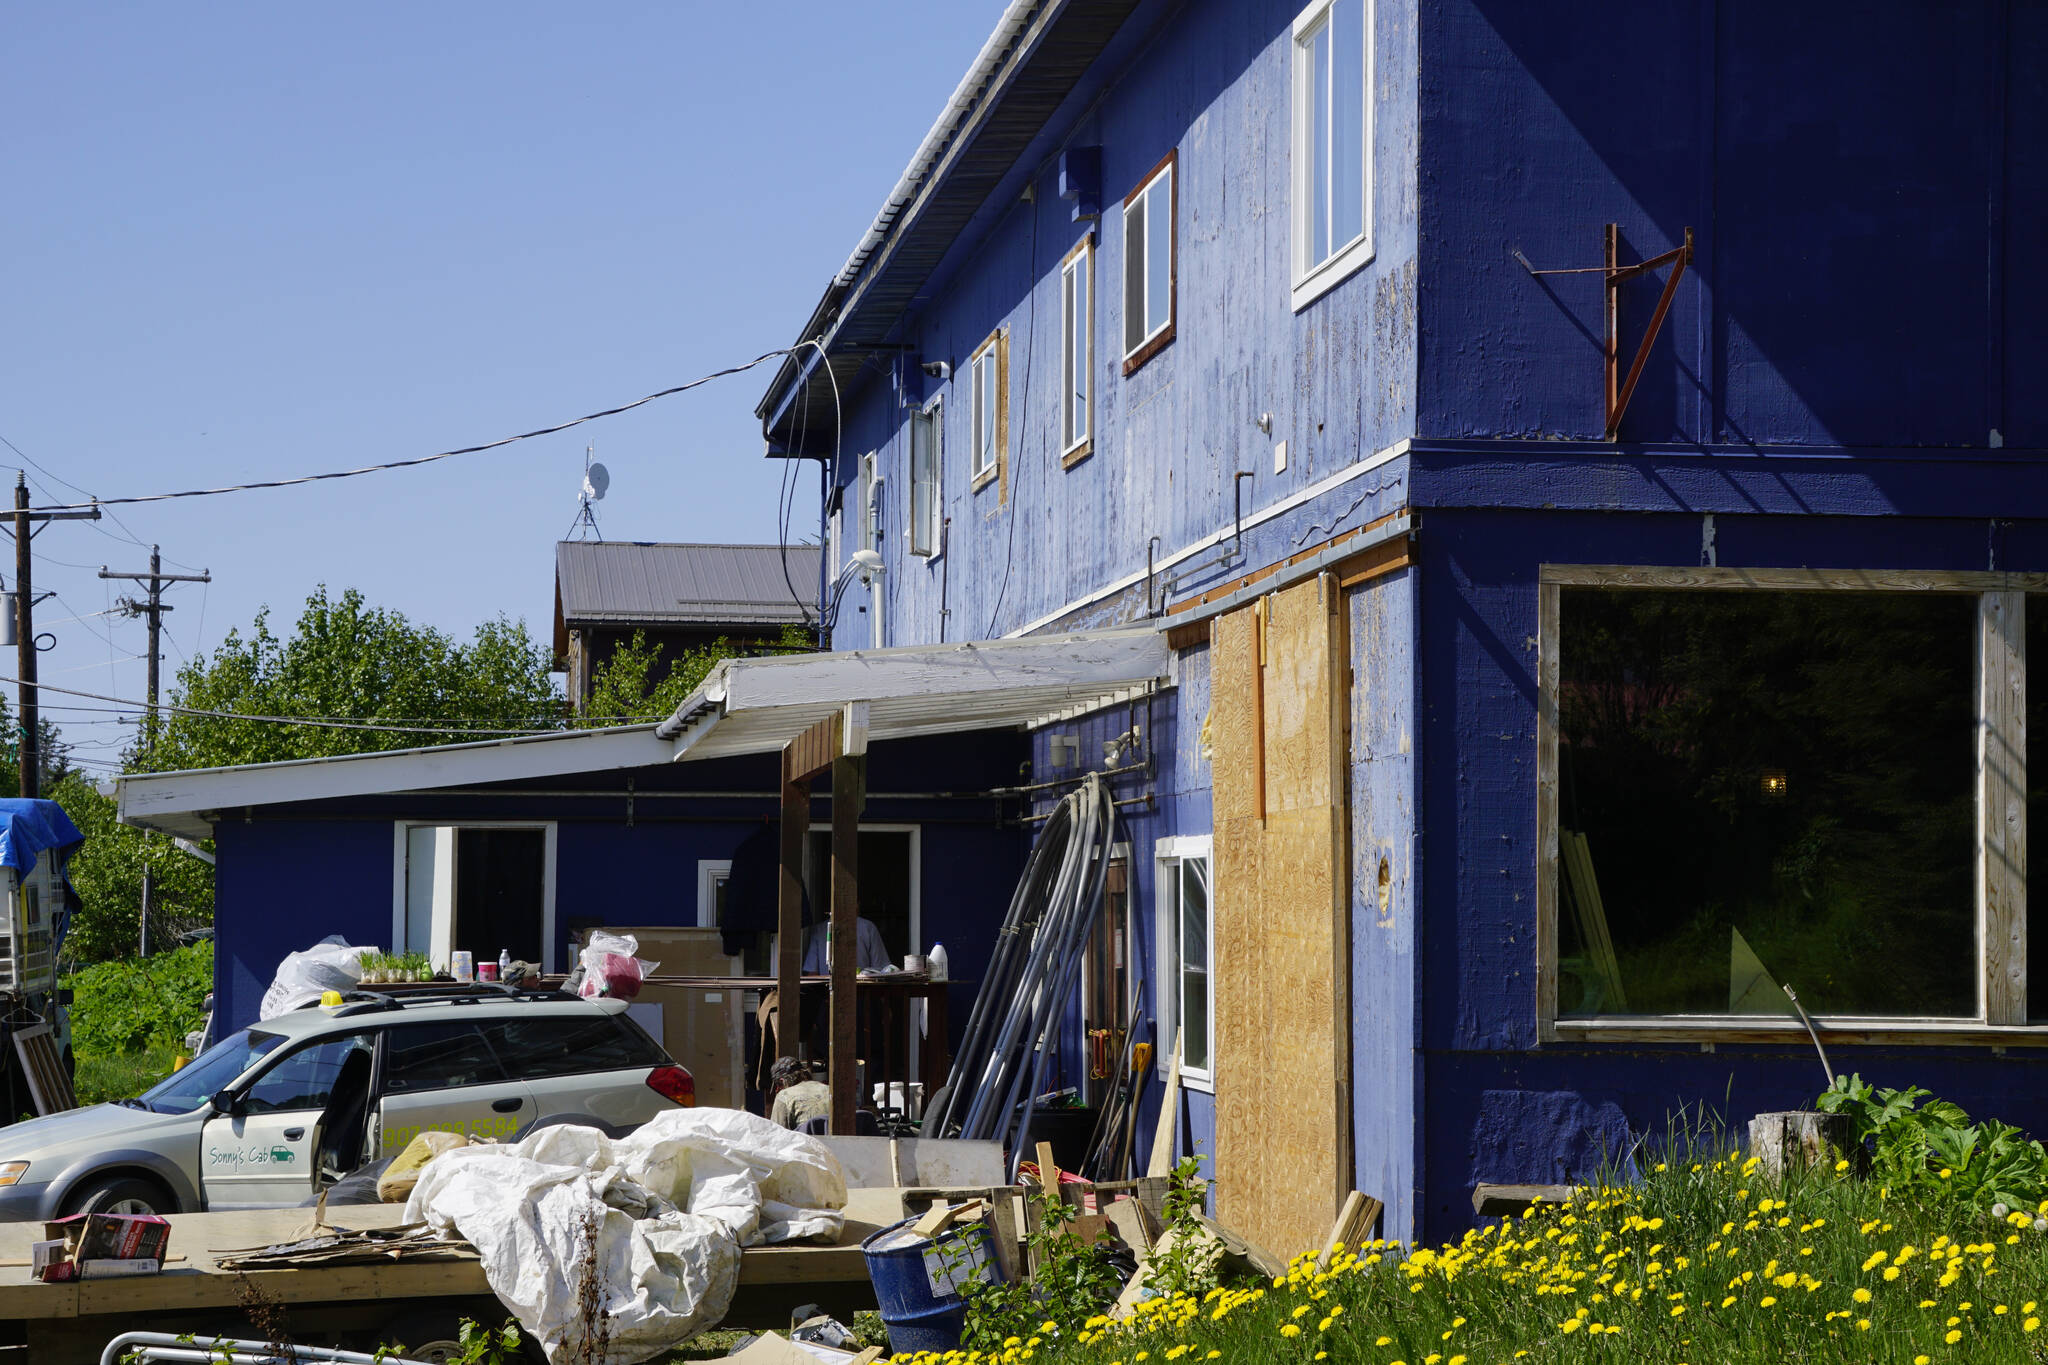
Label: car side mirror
xmin=210 ymin=1089 xmax=242 ymax=1116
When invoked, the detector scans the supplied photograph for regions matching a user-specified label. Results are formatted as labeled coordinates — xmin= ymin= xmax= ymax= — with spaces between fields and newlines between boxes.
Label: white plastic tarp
xmin=258 ymin=936 xmax=371 ymax=1020
xmin=407 ymin=1108 xmax=847 ymax=1365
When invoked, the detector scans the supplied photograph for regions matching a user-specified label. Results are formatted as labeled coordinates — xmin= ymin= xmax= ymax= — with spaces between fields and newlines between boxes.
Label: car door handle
xmin=492 ymin=1097 xmax=523 ymax=1113
xmin=283 ymin=1127 xmax=305 ymax=1142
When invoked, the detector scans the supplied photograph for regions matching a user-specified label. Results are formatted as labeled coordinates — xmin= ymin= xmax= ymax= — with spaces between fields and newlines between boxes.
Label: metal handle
xmin=282 ymin=1127 xmax=305 ymax=1142
xmin=492 ymin=1097 xmax=523 ymax=1113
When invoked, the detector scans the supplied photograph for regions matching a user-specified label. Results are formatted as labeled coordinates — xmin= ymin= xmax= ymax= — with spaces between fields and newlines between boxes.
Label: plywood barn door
xmin=1210 ymin=573 xmax=1352 ymax=1256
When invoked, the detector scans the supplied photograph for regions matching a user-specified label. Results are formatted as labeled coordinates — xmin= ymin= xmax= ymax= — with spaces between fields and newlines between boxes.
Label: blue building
xmin=123 ymin=0 xmax=2048 ymax=1252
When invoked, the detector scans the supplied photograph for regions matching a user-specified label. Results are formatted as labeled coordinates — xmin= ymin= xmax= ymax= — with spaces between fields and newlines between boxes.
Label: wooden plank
xmin=12 ymin=1023 xmax=74 ymax=1115
xmin=1980 ymin=591 xmax=2027 ymax=1025
xmin=1145 ymin=1030 xmax=1181 ymax=1178
xmin=1472 ymin=1183 xmax=1578 ymax=1217
xmin=1332 ymin=536 xmax=1411 ymax=590
xmin=1535 ymin=580 xmax=1561 ymax=1041
xmin=1539 ymin=564 xmax=2048 ymax=593
xmin=829 ymin=751 xmax=866 ymax=1134
xmin=1560 ymin=832 xmax=1628 ymax=1013
xmin=777 ymin=770 xmax=809 ymax=1066
xmin=1313 ymin=1190 xmax=1383 ymax=1271
xmin=1551 ymin=1018 xmax=2048 ymax=1046
xmin=1164 ymin=511 xmax=1409 ymax=617
xmin=1164 ymin=619 xmax=1211 ymax=651
xmin=605 ymin=927 xmax=745 ymax=1109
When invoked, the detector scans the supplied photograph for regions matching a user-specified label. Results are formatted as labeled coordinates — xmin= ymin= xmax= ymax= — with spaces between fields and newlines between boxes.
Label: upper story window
xmin=1291 ymin=0 xmax=1373 ymax=311
xmin=909 ymin=396 xmax=942 ymax=556
xmin=969 ymin=328 xmax=1007 ymax=498
xmin=1060 ymin=234 xmax=1095 ymax=464
xmin=1122 ymin=151 xmax=1176 ymax=374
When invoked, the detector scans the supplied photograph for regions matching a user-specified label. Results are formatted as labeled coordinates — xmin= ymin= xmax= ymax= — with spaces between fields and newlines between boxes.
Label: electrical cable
xmin=23 ymin=348 xmax=811 ymax=513
xmin=0 ymin=434 xmax=197 ymax=567
xmin=0 ymin=676 xmax=559 ymax=737
xmin=985 ymin=194 xmax=1040 ymax=637
xmin=775 ymin=339 xmax=838 ymax=631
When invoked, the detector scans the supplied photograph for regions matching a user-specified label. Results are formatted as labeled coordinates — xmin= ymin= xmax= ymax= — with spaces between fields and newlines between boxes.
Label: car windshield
xmin=135 ymin=1028 xmax=286 ymax=1114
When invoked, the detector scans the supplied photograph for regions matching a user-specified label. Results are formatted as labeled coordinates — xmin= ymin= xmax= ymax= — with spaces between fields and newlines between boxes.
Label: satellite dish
xmin=582 ymin=462 xmax=610 ymax=502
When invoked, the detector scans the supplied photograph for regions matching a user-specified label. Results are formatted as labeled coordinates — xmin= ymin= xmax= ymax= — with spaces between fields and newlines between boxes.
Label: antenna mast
xmin=569 ymin=443 xmax=609 ymax=541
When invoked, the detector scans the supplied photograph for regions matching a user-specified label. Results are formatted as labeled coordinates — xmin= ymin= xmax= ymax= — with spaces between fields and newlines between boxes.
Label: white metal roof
xmin=117 ymin=627 xmax=1168 ymax=839
xmin=655 ymin=628 xmax=1168 ymax=760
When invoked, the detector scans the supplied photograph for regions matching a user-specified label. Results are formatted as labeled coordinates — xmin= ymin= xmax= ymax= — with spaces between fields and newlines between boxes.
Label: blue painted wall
xmin=1417 ymin=0 xmax=2047 ymax=449
xmin=212 ymin=819 xmax=395 ymax=1033
xmin=825 ymin=0 xmax=1420 ymax=651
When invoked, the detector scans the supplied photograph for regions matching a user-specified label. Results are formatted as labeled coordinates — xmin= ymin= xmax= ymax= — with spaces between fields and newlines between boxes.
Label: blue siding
xmin=830 ymin=0 xmax=1420 ymax=650
xmin=1417 ymin=0 xmax=2036 ymax=450
xmin=213 ymin=820 xmax=395 ymax=1032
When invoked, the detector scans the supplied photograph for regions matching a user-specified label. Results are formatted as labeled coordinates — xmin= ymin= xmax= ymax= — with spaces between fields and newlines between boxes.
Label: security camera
xmin=921 ymin=360 xmax=951 ymax=380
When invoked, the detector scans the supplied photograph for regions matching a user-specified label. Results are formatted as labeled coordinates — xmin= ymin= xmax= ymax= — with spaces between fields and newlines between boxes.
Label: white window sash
xmin=1155 ymin=834 xmax=1215 ymax=1089
xmin=1061 ymin=243 xmax=1092 ymax=454
xmin=1123 ymin=170 xmax=1173 ymax=360
xmin=1291 ymin=0 xmax=1375 ymax=311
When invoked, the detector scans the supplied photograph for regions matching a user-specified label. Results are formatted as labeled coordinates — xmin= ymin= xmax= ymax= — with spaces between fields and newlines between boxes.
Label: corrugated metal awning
xmin=658 ymin=627 xmax=1169 ymax=761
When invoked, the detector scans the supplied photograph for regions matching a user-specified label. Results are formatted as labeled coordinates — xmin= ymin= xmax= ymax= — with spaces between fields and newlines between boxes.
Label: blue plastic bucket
xmin=859 ymin=1213 xmax=1007 ymax=1355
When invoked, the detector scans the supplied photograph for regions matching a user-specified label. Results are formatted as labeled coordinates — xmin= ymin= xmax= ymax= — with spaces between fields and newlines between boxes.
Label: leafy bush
xmin=1817 ymin=1073 xmax=2048 ymax=1213
xmin=64 ymin=942 xmax=212 ymax=1057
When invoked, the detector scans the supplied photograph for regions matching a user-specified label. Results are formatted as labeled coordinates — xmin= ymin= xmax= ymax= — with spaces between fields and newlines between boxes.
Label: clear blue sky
xmin=2 ymin=3 xmax=1004 ymax=771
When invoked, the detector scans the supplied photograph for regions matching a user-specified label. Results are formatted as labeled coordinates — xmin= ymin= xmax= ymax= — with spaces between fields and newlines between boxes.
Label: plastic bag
xmin=577 ymin=930 xmax=659 ymax=1001
xmin=406 ymin=1108 xmax=844 ymax=1363
xmin=258 ymin=936 xmax=371 ymax=1020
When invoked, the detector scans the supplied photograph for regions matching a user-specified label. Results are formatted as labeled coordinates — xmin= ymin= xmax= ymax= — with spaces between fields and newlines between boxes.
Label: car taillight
xmin=646 ymin=1064 xmax=695 ymax=1106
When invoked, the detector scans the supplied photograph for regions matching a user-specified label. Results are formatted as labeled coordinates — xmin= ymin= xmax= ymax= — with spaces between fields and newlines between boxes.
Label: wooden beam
xmin=786 ymin=710 xmax=843 ymax=785
xmin=830 ymin=749 xmax=867 ymax=1134
xmin=1540 ymin=564 xmax=2048 ymax=593
xmin=1980 ymin=591 xmax=2027 ymax=1025
xmin=1163 ymin=511 xmax=1410 ymax=618
xmin=777 ymin=756 xmax=809 ymax=1067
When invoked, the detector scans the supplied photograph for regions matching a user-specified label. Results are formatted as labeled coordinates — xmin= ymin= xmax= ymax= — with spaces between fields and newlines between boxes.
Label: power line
xmin=0 ymin=433 xmax=192 ymax=567
xmin=24 ymin=348 xmax=809 ymax=514
xmin=0 ymin=676 xmax=565 ymax=737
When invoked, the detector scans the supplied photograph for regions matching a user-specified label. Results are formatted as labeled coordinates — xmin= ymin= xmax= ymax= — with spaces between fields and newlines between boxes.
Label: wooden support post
xmin=777 ymin=754 xmax=809 ymax=1069
xmin=830 ymin=746 xmax=867 ymax=1134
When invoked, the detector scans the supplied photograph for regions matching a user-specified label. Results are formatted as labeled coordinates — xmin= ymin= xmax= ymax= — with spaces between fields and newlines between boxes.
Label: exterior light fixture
xmin=1760 ymin=769 xmax=1789 ymax=801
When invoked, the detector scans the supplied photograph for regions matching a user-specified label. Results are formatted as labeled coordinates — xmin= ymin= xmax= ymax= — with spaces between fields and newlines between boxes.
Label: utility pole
xmin=5 ymin=474 xmax=102 ymax=799
xmin=100 ymin=547 xmax=210 ymax=955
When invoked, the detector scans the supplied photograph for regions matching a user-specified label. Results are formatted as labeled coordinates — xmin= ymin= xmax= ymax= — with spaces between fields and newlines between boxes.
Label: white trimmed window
xmin=909 ymin=396 xmax=942 ymax=557
xmin=1156 ymin=835 xmax=1214 ymax=1089
xmin=969 ymin=329 xmax=1006 ymax=492
xmin=1122 ymin=152 xmax=1176 ymax=372
xmin=1291 ymin=0 xmax=1373 ymax=310
xmin=1060 ymin=235 xmax=1095 ymax=461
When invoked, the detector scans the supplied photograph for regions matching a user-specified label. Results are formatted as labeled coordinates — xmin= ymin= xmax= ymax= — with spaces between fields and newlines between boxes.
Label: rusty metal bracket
xmin=1516 ymin=224 xmax=1694 ymax=440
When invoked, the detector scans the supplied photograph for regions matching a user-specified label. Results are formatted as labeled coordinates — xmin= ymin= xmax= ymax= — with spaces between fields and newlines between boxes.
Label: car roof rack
xmin=326 ymin=982 xmax=574 ymax=1016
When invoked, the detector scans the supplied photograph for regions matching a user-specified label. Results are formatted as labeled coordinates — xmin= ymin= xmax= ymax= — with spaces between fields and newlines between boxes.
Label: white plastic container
xmin=928 ymin=943 xmax=949 ymax=983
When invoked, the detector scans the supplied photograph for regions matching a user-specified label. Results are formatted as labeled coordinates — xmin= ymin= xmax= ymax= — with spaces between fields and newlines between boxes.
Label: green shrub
xmin=64 ymin=942 xmax=213 ymax=1057
xmin=1817 ymin=1073 xmax=2048 ymax=1214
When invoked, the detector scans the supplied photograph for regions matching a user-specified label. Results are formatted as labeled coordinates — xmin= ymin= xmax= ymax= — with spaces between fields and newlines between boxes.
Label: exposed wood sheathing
xmin=1212 ymin=573 xmax=1351 ymax=1257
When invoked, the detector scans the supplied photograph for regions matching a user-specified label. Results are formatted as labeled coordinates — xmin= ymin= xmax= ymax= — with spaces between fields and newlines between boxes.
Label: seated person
xmin=768 ymin=1056 xmax=832 ymax=1130
xmin=769 ymin=917 xmax=893 ymax=974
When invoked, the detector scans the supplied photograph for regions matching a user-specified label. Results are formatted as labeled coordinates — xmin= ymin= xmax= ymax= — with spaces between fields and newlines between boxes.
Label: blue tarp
xmin=0 ymin=798 xmax=83 ymax=876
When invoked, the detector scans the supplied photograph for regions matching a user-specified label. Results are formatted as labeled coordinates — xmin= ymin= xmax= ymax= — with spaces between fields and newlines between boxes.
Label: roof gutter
xmin=832 ymin=0 xmax=1044 ymax=290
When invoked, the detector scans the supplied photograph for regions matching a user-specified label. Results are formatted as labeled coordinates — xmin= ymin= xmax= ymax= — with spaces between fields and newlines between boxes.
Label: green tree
xmin=578 ymin=625 xmax=813 ymax=726
xmin=62 ymin=586 xmax=564 ymax=962
xmin=136 ymin=585 xmax=562 ymax=772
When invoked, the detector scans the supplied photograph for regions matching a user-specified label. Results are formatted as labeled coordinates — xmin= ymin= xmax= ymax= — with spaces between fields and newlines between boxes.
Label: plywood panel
xmin=602 ymin=926 xmax=744 ymax=1109
xmin=1211 ymin=573 xmax=1350 ymax=1258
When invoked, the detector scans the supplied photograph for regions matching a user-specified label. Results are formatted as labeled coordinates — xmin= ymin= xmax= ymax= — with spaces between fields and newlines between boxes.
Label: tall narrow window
xmin=909 ymin=397 xmax=942 ymax=557
xmin=969 ymin=329 xmax=1005 ymax=492
xmin=1292 ymin=0 xmax=1372 ymax=310
xmin=1156 ymin=835 xmax=1213 ymax=1087
xmin=1060 ymin=235 xmax=1094 ymax=461
xmin=1122 ymin=153 xmax=1176 ymax=373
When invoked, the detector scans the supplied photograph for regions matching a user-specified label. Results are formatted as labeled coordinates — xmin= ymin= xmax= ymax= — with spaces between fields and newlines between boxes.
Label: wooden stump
xmin=1747 ymin=1110 xmax=1857 ymax=1180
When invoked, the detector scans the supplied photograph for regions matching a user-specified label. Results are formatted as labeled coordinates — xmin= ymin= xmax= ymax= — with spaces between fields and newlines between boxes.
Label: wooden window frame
xmin=1535 ymin=564 xmax=2046 ymax=1047
xmin=1290 ymin=0 xmax=1375 ymax=312
xmin=1060 ymin=232 xmax=1096 ymax=468
xmin=908 ymin=394 xmax=943 ymax=558
xmin=1155 ymin=834 xmax=1215 ymax=1091
xmin=968 ymin=328 xmax=1008 ymax=501
xmin=1121 ymin=150 xmax=1177 ymax=376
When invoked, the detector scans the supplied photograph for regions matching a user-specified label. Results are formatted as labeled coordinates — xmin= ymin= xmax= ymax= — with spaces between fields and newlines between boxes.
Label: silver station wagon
xmin=0 ymin=986 xmax=696 ymax=1219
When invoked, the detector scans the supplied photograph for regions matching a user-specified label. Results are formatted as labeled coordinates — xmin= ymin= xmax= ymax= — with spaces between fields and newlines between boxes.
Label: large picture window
xmin=1156 ymin=836 xmax=1213 ymax=1087
xmin=1538 ymin=568 xmax=2043 ymax=1042
xmin=1291 ymin=0 xmax=1372 ymax=310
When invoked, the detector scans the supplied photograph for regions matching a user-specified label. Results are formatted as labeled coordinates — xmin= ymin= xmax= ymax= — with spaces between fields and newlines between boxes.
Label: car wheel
xmin=62 ymin=1175 xmax=171 ymax=1218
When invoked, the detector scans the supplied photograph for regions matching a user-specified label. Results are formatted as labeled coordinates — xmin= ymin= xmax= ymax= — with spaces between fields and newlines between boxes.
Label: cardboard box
xmin=41 ymin=1212 xmax=170 ymax=1271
